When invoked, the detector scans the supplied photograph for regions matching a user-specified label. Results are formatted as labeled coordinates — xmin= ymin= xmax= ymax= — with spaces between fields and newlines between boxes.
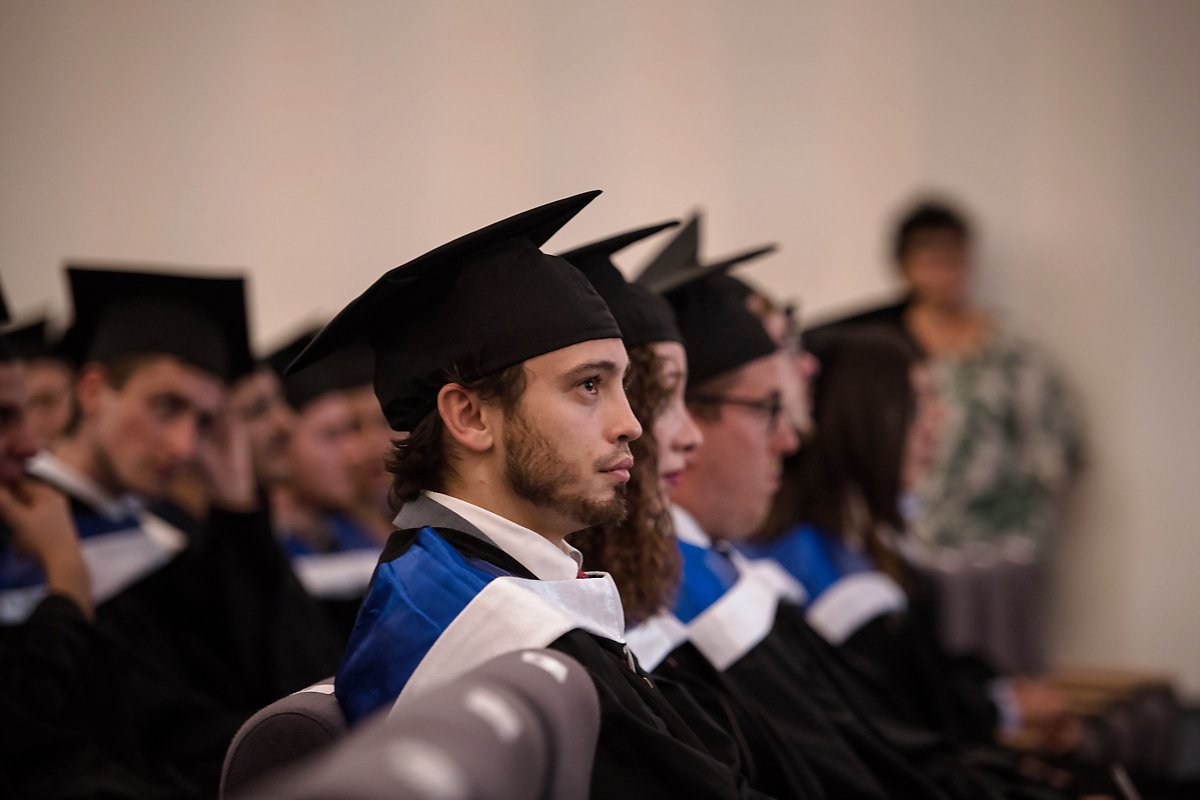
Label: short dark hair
xmin=893 ymin=200 xmax=971 ymax=265
xmin=386 ymin=362 xmax=527 ymax=509
xmin=63 ymin=354 xmax=161 ymax=435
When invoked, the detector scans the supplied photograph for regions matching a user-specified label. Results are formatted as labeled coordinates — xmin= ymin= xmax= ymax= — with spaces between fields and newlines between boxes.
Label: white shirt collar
xmin=26 ymin=451 xmax=144 ymax=521
xmin=418 ymin=491 xmax=583 ymax=581
xmin=669 ymin=504 xmax=713 ymax=548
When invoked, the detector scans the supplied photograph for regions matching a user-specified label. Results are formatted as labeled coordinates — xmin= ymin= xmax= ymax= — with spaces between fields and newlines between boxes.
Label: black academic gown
xmin=99 ymin=500 xmax=343 ymax=716
xmin=359 ymin=497 xmax=777 ymax=800
xmin=10 ymin=461 xmax=342 ymax=794
xmin=768 ymin=601 xmax=1070 ymax=800
xmin=0 ymin=594 xmax=233 ymax=799
xmin=815 ymin=569 xmax=1120 ymax=798
xmin=650 ymin=640 xmax=829 ymax=799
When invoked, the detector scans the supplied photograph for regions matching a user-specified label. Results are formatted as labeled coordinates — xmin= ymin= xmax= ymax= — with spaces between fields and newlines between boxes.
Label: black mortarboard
xmin=0 ymin=280 xmax=11 ymax=362
xmin=60 ymin=265 xmax=255 ymax=382
xmin=265 ymin=325 xmax=373 ymax=411
xmin=0 ymin=318 xmax=74 ymax=364
xmin=289 ymin=191 xmax=621 ymax=431
xmin=558 ymin=222 xmax=683 ymax=348
xmin=635 ymin=214 xmax=778 ymax=386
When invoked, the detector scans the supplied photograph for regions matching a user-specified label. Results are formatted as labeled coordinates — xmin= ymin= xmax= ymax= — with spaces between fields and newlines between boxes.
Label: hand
xmin=1011 ymin=678 xmax=1081 ymax=753
xmin=193 ymin=398 xmax=258 ymax=513
xmin=0 ymin=479 xmax=92 ymax=618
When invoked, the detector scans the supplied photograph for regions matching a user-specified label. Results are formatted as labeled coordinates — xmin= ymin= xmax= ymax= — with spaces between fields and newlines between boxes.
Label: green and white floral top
xmin=910 ymin=324 xmax=1084 ymax=556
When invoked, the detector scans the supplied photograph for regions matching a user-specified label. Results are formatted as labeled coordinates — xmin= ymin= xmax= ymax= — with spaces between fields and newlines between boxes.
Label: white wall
xmin=2 ymin=0 xmax=1198 ymax=694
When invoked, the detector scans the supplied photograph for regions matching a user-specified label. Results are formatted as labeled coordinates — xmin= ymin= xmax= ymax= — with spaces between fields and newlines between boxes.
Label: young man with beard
xmin=295 ymin=192 xmax=773 ymax=799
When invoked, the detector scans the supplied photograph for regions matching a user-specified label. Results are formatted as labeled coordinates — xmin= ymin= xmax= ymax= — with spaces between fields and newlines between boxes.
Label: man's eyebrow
xmin=562 ymin=360 xmax=621 ymax=381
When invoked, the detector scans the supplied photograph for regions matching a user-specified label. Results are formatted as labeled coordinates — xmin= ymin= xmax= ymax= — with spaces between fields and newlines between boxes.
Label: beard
xmin=502 ymin=408 xmax=629 ymax=529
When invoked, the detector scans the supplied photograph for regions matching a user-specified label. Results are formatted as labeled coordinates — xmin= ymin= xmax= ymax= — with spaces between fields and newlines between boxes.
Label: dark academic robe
xmin=0 ymin=594 xmax=233 ymax=799
xmin=277 ymin=511 xmax=381 ymax=645
xmin=0 ymin=453 xmax=343 ymax=793
xmin=631 ymin=517 xmax=1066 ymax=800
xmin=741 ymin=526 xmax=1120 ymax=798
xmin=334 ymin=495 xmax=774 ymax=799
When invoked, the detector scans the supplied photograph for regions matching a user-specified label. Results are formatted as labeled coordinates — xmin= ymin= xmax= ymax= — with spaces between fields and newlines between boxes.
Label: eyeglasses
xmin=688 ymin=391 xmax=785 ymax=432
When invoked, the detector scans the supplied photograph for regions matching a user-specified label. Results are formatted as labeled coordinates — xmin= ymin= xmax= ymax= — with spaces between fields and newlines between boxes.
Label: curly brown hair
xmin=570 ymin=345 xmax=681 ymax=624
xmin=386 ymin=363 xmax=526 ymax=510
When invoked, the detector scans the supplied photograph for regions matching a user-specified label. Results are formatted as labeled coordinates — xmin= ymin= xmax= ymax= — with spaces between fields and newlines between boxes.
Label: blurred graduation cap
xmin=0 ymin=318 xmax=74 ymax=366
xmin=558 ymin=221 xmax=683 ymax=348
xmin=289 ymin=191 xmax=620 ymax=431
xmin=59 ymin=265 xmax=255 ymax=382
xmin=0 ymin=279 xmax=11 ymax=362
xmin=264 ymin=325 xmax=373 ymax=411
xmin=635 ymin=214 xmax=779 ymax=386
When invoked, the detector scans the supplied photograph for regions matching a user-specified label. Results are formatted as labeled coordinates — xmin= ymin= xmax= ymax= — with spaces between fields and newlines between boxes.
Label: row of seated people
xmin=0 ymin=191 xmax=1179 ymax=798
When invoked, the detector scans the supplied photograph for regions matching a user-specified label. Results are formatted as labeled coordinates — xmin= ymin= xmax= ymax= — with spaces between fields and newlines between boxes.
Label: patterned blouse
xmin=910 ymin=323 xmax=1084 ymax=556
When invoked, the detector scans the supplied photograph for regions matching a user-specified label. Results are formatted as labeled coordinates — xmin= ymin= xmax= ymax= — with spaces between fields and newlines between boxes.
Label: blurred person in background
xmin=806 ymin=199 xmax=1084 ymax=674
xmin=0 ymin=317 xmax=76 ymax=448
xmin=265 ymin=328 xmax=385 ymax=643
xmin=742 ymin=329 xmax=1082 ymax=755
xmin=0 ymin=266 xmax=341 ymax=791
xmin=0 ymin=284 xmax=226 ymax=799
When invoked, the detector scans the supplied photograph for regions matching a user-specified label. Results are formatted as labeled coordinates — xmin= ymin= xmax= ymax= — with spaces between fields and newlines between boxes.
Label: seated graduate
xmin=0 ymin=317 xmax=76 ymax=448
xmin=229 ymin=353 xmax=297 ymax=496
xmin=0 ymin=287 xmax=221 ymax=798
xmin=564 ymin=223 xmax=828 ymax=799
xmin=343 ymin=366 xmax=397 ymax=529
xmin=263 ymin=327 xmax=386 ymax=641
xmin=0 ymin=267 xmax=340 ymax=733
xmin=301 ymin=191 xmax=773 ymax=799
xmin=742 ymin=328 xmax=1082 ymax=754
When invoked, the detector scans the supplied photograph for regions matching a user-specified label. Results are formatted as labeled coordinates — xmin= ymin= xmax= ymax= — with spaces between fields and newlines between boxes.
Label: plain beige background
xmin=2 ymin=1 xmax=1198 ymax=695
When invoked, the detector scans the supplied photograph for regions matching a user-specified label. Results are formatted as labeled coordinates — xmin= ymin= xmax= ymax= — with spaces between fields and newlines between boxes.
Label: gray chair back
xmin=221 ymin=677 xmax=345 ymax=799
xmin=237 ymin=648 xmax=599 ymax=800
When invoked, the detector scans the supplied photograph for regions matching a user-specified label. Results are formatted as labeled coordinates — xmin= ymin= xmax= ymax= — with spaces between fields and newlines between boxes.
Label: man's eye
xmin=580 ymin=377 xmax=600 ymax=394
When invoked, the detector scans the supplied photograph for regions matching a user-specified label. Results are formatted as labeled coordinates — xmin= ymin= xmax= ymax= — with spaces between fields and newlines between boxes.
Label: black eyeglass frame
xmin=687 ymin=391 xmax=786 ymax=431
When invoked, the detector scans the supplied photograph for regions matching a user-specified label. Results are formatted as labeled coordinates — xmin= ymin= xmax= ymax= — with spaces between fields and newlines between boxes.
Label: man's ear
xmin=437 ymin=383 xmax=495 ymax=454
xmin=74 ymin=364 xmax=110 ymax=422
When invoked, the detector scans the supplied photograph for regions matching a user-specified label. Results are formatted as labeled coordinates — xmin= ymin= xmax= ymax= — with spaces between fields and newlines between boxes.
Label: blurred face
xmin=24 ymin=359 xmax=74 ymax=447
xmin=288 ymin=392 xmax=369 ymax=512
xmin=767 ymin=309 xmax=819 ymax=439
xmin=230 ymin=368 xmax=296 ymax=486
xmin=345 ymin=384 xmax=392 ymax=496
xmin=649 ymin=341 xmax=702 ymax=495
xmin=902 ymin=363 xmax=943 ymax=489
xmin=493 ymin=338 xmax=642 ymax=535
xmin=0 ymin=363 xmax=38 ymax=489
xmin=674 ymin=353 xmax=800 ymax=541
xmin=86 ymin=357 xmax=225 ymax=499
xmin=901 ymin=229 xmax=972 ymax=310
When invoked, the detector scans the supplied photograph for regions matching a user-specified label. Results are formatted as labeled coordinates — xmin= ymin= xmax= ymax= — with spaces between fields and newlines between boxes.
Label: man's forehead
xmin=0 ymin=364 xmax=27 ymax=403
xmin=727 ymin=352 xmax=786 ymax=393
xmin=528 ymin=337 xmax=629 ymax=374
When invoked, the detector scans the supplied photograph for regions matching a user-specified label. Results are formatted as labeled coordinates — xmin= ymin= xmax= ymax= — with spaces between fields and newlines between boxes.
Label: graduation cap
xmin=0 ymin=318 xmax=74 ymax=365
xmin=264 ymin=325 xmax=373 ymax=411
xmin=558 ymin=221 xmax=683 ymax=348
xmin=289 ymin=190 xmax=621 ymax=432
xmin=634 ymin=214 xmax=779 ymax=386
xmin=59 ymin=265 xmax=255 ymax=382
